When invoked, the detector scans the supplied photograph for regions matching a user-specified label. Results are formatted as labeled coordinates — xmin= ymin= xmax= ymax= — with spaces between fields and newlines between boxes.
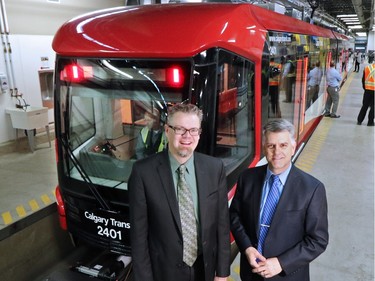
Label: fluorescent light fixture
xmin=356 ymin=32 xmax=367 ymax=37
xmin=341 ymin=18 xmax=359 ymax=22
xmin=346 ymin=22 xmax=362 ymax=26
xmin=349 ymin=25 xmax=363 ymax=29
xmin=337 ymin=14 xmax=358 ymax=17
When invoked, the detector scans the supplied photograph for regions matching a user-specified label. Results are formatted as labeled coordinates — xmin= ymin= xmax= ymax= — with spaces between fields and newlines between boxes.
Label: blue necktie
xmin=258 ymin=175 xmax=281 ymax=255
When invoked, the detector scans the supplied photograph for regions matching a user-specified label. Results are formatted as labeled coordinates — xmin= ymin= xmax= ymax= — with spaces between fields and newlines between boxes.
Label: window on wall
xmin=214 ymin=50 xmax=255 ymax=173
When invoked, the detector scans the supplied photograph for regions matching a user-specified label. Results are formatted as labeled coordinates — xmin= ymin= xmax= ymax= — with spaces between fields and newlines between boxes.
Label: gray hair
xmin=167 ymin=104 xmax=203 ymax=124
xmin=262 ymin=119 xmax=296 ymax=144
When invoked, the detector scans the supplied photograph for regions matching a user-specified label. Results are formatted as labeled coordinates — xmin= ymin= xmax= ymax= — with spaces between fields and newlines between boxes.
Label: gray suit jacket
xmin=129 ymin=150 xmax=230 ymax=281
xmin=230 ymin=164 xmax=328 ymax=281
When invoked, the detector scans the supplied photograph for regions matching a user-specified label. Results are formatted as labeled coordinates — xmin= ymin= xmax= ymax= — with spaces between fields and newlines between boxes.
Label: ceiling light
xmin=341 ymin=18 xmax=359 ymax=22
xmin=337 ymin=14 xmax=358 ymax=17
xmin=356 ymin=32 xmax=367 ymax=37
xmin=349 ymin=25 xmax=363 ymax=29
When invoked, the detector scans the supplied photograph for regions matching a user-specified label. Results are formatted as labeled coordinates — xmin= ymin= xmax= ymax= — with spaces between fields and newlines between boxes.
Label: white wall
xmin=7 ymin=0 xmax=125 ymax=36
xmin=0 ymin=35 xmax=55 ymax=143
xmin=0 ymin=0 xmax=125 ymax=144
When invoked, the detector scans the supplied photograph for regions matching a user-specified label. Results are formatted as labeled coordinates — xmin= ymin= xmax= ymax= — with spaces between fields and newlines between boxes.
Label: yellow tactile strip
xmin=0 ymin=190 xmax=56 ymax=226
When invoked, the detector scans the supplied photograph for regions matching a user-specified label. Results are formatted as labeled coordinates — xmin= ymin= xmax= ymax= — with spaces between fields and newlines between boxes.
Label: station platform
xmin=0 ymin=65 xmax=373 ymax=280
xmin=229 ymin=67 xmax=374 ymax=280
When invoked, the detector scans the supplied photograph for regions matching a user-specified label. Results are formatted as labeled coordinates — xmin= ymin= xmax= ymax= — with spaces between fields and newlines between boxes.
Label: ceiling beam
xmin=351 ymin=0 xmax=366 ymax=29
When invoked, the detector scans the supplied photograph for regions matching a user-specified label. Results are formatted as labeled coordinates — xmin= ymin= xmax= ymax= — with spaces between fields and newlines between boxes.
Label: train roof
xmin=52 ymin=3 xmax=341 ymax=59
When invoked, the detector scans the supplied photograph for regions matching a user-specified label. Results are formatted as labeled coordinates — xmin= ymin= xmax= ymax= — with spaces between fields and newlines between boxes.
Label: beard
xmin=177 ymin=147 xmax=193 ymax=158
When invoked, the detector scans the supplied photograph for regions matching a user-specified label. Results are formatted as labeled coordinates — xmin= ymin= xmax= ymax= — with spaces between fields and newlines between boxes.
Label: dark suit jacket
xmin=230 ymin=164 xmax=328 ymax=281
xmin=129 ymin=150 xmax=230 ymax=281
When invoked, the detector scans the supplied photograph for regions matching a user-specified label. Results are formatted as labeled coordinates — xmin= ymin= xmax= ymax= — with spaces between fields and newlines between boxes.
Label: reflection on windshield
xmin=59 ymin=59 xmax=190 ymax=189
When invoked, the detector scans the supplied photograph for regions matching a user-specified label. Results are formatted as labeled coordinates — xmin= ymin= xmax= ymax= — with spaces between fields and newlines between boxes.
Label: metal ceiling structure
xmin=237 ymin=0 xmax=374 ymax=36
xmin=150 ymin=0 xmax=374 ymax=37
xmin=317 ymin=0 xmax=374 ymax=34
xmin=285 ymin=0 xmax=374 ymax=35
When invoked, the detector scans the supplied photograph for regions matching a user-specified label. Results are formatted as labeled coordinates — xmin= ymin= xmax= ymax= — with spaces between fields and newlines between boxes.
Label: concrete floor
xmin=0 ymin=67 xmax=373 ymax=280
xmin=0 ymin=129 xmax=57 ymax=227
xmin=307 ymin=70 xmax=374 ymax=281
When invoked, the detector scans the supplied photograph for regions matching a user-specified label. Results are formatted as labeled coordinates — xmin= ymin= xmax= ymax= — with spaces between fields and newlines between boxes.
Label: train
xmin=52 ymin=1 xmax=352 ymax=270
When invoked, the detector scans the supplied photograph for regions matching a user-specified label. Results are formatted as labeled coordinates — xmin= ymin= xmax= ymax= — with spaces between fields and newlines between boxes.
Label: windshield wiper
xmin=60 ymin=136 xmax=111 ymax=211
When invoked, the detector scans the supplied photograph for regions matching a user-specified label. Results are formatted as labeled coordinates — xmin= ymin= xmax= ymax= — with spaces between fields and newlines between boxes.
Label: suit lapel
xmin=194 ymin=153 xmax=210 ymax=230
xmin=156 ymin=152 xmax=182 ymax=233
xmin=270 ymin=165 xmax=299 ymax=229
xmin=253 ymin=166 xmax=267 ymax=237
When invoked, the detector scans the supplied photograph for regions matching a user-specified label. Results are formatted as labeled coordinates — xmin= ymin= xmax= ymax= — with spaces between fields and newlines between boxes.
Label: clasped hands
xmin=245 ymin=247 xmax=282 ymax=279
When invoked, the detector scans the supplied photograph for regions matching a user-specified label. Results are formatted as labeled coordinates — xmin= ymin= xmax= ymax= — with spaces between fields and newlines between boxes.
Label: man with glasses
xmin=129 ymin=103 xmax=230 ymax=281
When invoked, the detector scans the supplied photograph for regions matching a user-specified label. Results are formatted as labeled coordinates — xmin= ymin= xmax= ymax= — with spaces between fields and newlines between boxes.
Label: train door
xmin=197 ymin=49 xmax=256 ymax=187
xmin=217 ymin=51 xmax=256 ymax=177
xmin=294 ymin=56 xmax=309 ymax=137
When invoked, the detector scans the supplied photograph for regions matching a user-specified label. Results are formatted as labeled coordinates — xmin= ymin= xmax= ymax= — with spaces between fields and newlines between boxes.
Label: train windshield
xmin=56 ymin=51 xmax=255 ymax=192
xmin=56 ymin=58 xmax=192 ymax=189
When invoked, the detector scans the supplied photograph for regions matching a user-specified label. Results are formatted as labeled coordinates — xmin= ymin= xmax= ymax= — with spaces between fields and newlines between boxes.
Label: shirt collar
xmin=169 ymin=152 xmax=195 ymax=174
xmin=266 ymin=163 xmax=292 ymax=186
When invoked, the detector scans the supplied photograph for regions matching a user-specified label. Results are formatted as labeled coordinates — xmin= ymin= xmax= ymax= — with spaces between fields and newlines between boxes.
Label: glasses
xmin=167 ymin=125 xmax=201 ymax=136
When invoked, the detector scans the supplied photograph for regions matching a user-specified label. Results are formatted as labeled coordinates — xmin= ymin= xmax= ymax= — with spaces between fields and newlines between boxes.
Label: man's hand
xmin=252 ymin=257 xmax=282 ymax=279
xmin=245 ymin=247 xmax=266 ymax=269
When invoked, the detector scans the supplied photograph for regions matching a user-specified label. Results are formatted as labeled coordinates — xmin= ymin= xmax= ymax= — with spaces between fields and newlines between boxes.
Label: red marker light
xmin=167 ymin=66 xmax=184 ymax=87
xmin=55 ymin=185 xmax=67 ymax=230
xmin=60 ymin=64 xmax=93 ymax=82
xmin=172 ymin=68 xmax=180 ymax=83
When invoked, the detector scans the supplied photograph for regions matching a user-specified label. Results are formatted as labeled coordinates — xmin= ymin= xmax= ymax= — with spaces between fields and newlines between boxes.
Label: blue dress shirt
xmin=327 ymin=67 xmax=342 ymax=87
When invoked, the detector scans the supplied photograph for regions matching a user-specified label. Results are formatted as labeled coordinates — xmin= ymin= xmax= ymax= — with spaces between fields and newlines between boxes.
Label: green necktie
xmin=177 ymin=164 xmax=198 ymax=267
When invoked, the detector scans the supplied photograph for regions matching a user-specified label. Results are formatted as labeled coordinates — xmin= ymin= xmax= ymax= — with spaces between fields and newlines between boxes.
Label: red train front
xmin=52 ymin=3 xmax=350 ymax=258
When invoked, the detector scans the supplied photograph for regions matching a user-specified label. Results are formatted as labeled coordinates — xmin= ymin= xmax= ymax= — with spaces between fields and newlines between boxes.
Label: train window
xmin=267 ymin=31 xmax=299 ymax=122
xmin=214 ymin=51 xmax=255 ymax=173
xmin=267 ymin=31 xmax=341 ymax=140
xmin=267 ymin=31 xmax=330 ymax=135
xmin=56 ymin=58 xmax=192 ymax=189
xmin=304 ymin=35 xmax=329 ymax=119
xmin=69 ymin=96 xmax=96 ymax=150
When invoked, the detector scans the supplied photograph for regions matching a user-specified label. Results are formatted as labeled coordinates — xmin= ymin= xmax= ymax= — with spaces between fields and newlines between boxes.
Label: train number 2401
xmin=97 ymin=225 xmax=122 ymax=240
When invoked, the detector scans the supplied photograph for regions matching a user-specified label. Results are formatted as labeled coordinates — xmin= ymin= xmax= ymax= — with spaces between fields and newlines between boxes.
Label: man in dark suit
xmin=230 ymin=119 xmax=328 ymax=281
xmin=129 ymin=103 xmax=230 ymax=281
